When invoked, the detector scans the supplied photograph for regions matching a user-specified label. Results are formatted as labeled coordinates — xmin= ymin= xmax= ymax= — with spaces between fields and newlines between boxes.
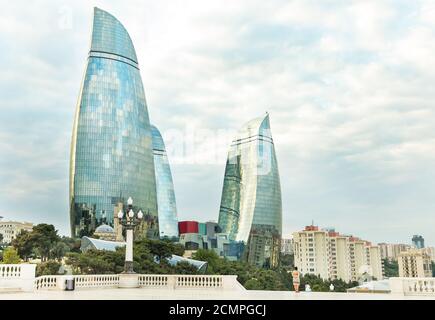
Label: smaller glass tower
xmin=151 ymin=125 xmax=179 ymax=239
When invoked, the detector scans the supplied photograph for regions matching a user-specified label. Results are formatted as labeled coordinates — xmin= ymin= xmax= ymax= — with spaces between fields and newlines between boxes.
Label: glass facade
xmin=218 ymin=113 xmax=282 ymax=268
xmin=70 ymin=8 xmax=158 ymax=238
xmin=151 ymin=125 xmax=179 ymax=239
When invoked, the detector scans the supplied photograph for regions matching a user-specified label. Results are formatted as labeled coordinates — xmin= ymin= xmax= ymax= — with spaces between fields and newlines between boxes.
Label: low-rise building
xmin=398 ymin=250 xmax=433 ymax=278
xmin=0 ymin=219 xmax=33 ymax=244
xmin=177 ymin=220 xmax=243 ymax=261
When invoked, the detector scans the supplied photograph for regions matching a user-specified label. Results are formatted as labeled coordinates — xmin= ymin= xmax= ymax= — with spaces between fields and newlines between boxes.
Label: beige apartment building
xmin=0 ymin=220 xmax=33 ymax=244
xmin=420 ymin=247 xmax=435 ymax=262
xmin=398 ymin=250 xmax=433 ymax=278
xmin=293 ymin=226 xmax=329 ymax=279
xmin=293 ymin=226 xmax=384 ymax=282
xmin=378 ymin=243 xmax=411 ymax=261
xmin=367 ymin=245 xmax=384 ymax=280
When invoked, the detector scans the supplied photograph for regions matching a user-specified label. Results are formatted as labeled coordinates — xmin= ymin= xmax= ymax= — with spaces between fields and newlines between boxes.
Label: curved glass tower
xmin=70 ymin=8 xmax=158 ymax=238
xmin=218 ymin=113 xmax=282 ymax=268
xmin=151 ymin=125 xmax=179 ymax=239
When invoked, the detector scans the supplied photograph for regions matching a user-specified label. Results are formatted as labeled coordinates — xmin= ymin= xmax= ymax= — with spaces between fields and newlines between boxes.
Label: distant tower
xmin=218 ymin=113 xmax=282 ymax=268
xmin=412 ymin=235 xmax=425 ymax=249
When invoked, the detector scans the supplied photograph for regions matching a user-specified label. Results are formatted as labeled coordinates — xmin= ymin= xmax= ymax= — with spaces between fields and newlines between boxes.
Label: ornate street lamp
xmin=117 ymin=197 xmax=143 ymax=274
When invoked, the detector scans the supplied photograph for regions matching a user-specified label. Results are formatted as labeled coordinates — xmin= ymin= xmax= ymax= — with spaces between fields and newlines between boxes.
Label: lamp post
xmin=117 ymin=197 xmax=143 ymax=274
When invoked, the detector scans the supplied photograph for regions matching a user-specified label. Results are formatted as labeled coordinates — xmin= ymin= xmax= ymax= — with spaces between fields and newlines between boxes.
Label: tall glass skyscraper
xmin=218 ymin=113 xmax=282 ymax=268
xmin=151 ymin=125 xmax=179 ymax=239
xmin=70 ymin=8 xmax=158 ymax=238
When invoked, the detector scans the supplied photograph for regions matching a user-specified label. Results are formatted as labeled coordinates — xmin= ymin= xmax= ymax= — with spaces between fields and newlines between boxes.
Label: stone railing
xmin=34 ymin=275 xmax=60 ymax=290
xmin=74 ymin=275 xmax=120 ymax=289
xmin=34 ymin=274 xmax=120 ymax=290
xmin=34 ymin=274 xmax=245 ymax=291
xmin=138 ymin=274 xmax=169 ymax=287
xmin=0 ymin=264 xmax=36 ymax=292
xmin=176 ymin=275 xmax=223 ymax=289
xmin=389 ymin=277 xmax=435 ymax=296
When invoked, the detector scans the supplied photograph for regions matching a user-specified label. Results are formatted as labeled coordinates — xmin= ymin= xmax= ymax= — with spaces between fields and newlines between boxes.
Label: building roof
xmin=166 ymin=255 xmax=208 ymax=274
xmin=81 ymin=236 xmax=125 ymax=252
xmin=95 ymin=224 xmax=115 ymax=234
xmin=91 ymin=7 xmax=138 ymax=63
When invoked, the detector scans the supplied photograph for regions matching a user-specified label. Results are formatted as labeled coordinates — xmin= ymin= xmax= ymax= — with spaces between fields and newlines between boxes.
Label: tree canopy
xmin=11 ymin=224 xmax=79 ymax=262
xmin=1 ymin=247 xmax=21 ymax=264
xmin=65 ymin=239 xmax=197 ymax=275
xmin=383 ymin=259 xmax=399 ymax=277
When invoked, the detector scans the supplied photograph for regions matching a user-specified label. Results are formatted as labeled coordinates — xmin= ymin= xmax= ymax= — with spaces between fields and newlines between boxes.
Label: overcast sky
xmin=0 ymin=0 xmax=434 ymax=246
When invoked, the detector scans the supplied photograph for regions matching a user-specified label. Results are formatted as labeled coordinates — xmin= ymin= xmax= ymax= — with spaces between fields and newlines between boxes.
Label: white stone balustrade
xmin=138 ymin=275 xmax=169 ymax=288
xmin=34 ymin=275 xmax=60 ymax=290
xmin=389 ymin=277 xmax=435 ymax=296
xmin=34 ymin=274 xmax=120 ymax=290
xmin=33 ymin=274 xmax=245 ymax=291
xmin=74 ymin=275 xmax=120 ymax=289
xmin=0 ymin=264 xmax=36 ymax=292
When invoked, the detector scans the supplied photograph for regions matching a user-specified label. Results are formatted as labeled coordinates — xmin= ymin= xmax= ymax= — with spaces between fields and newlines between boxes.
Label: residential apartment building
xmin=293 ymin=226 xmax=384 ymax=282
xmin=420 ymin=247 xmax=435 ymax=262
xmin=0 ymin=220 xmax=33 ymax=244
xmin=367 ymin=245 xmax=384 ymax=280
xmin=398 ymin=250 xmax=433 ymax=278
xmin=378 ymin=243 xmax=411 ymax=261
xmin=281 ymin=237 xmax=294 ymax=255
xmin=293 ymin=226 xmax=330 ymax=280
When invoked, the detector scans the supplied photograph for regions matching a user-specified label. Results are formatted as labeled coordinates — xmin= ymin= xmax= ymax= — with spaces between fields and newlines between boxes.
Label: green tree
xmin=36 ymin=260 xmax=62 ymax=276
xmin=244 ymin=278 xmax=263 ymax=290
xmin=11 ymin=230 xmax=34 ymax=260
xmin=299 ymin=274 xmax=328 ymax=292
xmin=51 ymin=242 xmax=70 ymax=261
xmin=253 ymin=269 xmax=287 ymax=290
xmin=12 ymin=224 xmax=62 ymax=261
xmin=146 ymin=239 xmax=174 ymax=262
xmin=432 ymin=262 xmax=435 ymax=277
xmin=2 ymin=247 xmax=21 ymax=264
xmin=66 ymin=250 xmax=118 ymax=274
xmin=280 ymin=254 xmax=294 ymax=269
xmin=60 ymin=236 xmax=82 ymax=253
xmin=192 ymin=249 xmax=222 ymax=274
xmin=0 ymin=233 xmax=3 ymax=243
xmin=383 ymin=259 xmax=399 ymax=277
xmin=64 ymin=239 xmax=201 ymax=275
xmin=31 ymin=224 xmax=61 ymax=261
xmin=173 ymin=261 xmax=198 ymax=275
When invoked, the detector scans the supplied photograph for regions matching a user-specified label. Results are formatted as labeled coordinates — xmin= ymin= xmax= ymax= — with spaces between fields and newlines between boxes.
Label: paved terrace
xmin=1 ymin=288 xmax=434 ymax=300
xmin=1 ymin=265 xmax=434 ymax=300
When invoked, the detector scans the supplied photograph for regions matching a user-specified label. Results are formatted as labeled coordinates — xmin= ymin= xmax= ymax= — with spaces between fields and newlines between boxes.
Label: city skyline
xmin=1 ymin=1 xmax=435 ymax=246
